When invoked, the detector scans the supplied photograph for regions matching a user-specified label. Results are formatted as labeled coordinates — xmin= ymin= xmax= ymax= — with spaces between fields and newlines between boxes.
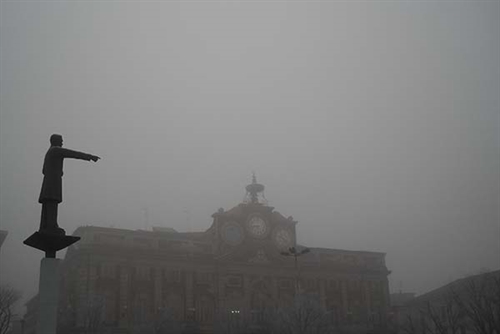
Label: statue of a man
xmin=39 ymin=134 xmax=100 ymax=235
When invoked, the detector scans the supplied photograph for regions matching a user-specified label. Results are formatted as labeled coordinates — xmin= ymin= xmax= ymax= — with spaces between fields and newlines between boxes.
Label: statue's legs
xmin=40 ymin=201 xmax=63 ymax=234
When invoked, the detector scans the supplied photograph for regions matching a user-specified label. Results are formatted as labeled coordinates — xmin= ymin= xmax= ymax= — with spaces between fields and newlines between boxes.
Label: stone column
xmin=36 ymin=258 xmax=60 ymax=334
xmin=154 ymin=267 xmax=162 ymax=311
xmin=271 ymin=277 xmax=278 ymax=308
xmin=75 ymin=266 xmax=87 ymax=327
xmin=217 ymin=271 xmax=226 ymax=315
xmin=118 ymin=265 xmax=129 ymax=328
xmin=185 ymin=271 xmax=195 ymax=320
xmin=319 ymin=278 xmax=326 ymax=310
xmin=363 ymin=280 xmax=371 ymax=323
xmin=88 ymin=264 xmax=97 ymax=296
xmin=381 ymin=277 xmax=390 ymax=328
xmin=341 ymin=279 xmax=348 ymax=321
xmin=243 ymin=275 xmax=251 ymax=324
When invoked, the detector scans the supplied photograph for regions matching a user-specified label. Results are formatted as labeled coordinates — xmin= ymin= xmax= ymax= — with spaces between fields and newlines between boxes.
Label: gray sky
xmin=1 ymin=0 xmax=499 ymax=307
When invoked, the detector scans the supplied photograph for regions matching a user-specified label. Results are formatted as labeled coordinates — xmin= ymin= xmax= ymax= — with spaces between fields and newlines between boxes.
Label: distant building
xmin=390 ymin=293 xmax=416 ymax=307
xmin=0 ymin=229 xmax=7 ymax=250
xmin=26 ymin=178 xmax=391 ymax=334
xmin=388 ymin=292 xmax=415 ymax=333
xmin=5 ymin=315 xmax=24 ymax=334
xmin=22 ymin=295 xmax=38 ymax=334
xmin=395 ymin=270 xmax=500 ymax=334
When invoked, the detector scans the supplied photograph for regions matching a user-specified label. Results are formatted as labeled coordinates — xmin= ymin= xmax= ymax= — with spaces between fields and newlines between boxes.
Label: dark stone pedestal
xmin=24 ymin=231 xmax=80 ymax=258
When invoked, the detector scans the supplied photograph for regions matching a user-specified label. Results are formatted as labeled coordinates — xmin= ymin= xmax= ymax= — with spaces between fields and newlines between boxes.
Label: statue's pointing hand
xmin=90 ymin=155 xmax=100 ymax=162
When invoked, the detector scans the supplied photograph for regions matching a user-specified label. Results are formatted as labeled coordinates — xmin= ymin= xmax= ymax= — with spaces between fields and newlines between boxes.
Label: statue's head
xmin=50 ymin=134 xmax=63 ymax=147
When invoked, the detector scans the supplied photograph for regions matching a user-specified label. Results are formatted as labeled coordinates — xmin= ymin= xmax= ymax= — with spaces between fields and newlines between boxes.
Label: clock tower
xmin=210 ymin=175 xmax=297 ymax=262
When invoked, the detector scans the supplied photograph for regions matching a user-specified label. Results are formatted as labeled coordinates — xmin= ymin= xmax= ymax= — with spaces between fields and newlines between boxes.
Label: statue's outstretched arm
xmin=53 ymin=147 xmax=100 ymax=161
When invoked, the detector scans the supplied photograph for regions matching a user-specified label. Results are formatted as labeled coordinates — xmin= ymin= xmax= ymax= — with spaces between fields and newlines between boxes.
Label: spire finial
xmin=245 ymin=172 xmax=265 ymax=204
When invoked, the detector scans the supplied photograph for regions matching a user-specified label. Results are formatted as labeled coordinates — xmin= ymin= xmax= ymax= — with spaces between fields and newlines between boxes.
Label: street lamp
xmin=280 ymin=247 xmax=310 ymax=294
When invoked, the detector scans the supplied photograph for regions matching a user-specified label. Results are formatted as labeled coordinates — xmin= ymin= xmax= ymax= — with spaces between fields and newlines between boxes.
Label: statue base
xmin=37 ymin=257 xmax=61 ymax=334
xmin=24 ymin=231 xmax=80 ymax=258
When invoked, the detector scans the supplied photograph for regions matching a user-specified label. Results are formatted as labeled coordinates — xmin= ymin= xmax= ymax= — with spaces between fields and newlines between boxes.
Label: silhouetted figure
xmin=39 ymin=134 xmax=100 ymax=235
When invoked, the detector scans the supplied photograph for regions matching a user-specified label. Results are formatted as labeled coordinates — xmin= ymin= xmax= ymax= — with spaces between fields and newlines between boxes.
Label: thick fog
xmin=0 ymin=1 xmax=499 ymax=309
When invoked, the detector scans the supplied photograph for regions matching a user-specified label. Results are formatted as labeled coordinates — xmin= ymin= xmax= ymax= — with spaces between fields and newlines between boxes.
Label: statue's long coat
xmin=38 ymin=146 xmax=94 ymax=203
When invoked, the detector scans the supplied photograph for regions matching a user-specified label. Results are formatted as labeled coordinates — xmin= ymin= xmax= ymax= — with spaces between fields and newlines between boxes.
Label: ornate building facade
xmin=54 ymin=179 xmax=391 ymax=334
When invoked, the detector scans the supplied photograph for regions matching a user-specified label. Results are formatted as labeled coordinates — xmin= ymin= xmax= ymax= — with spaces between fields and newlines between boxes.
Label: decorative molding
xmin=248 ymin=250 xmax=270 ymax=264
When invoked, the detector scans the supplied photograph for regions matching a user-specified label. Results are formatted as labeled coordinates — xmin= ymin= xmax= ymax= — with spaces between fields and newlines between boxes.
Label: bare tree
xmin=274 ymin=294 xmax=330 ymax=334
xmin=0 ymin=285 xmax=21 ymax=334
xmin=451 ymin=273 xmax=500 ymax=334
xmin=153 ymin=308 xmax=181 ymax=334
xmin=400 ymin=272 xmax=500 ymax=334
xmin=214 ymin=309 xmax=248 ymax=334
xmin=213 ymin=307 xmax=278 ymax=334
xmin=400 ymin=295 xmax=463 ymax=334
xmin=81 ymin=295 xmax=104 ymax=334
xmin=422 ymin=297 xmax=462 ymax=334
xmin=400 ymin=314 xmax=419 ymax=334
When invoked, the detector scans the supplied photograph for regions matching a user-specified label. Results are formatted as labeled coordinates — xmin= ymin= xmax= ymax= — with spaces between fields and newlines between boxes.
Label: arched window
xmin=102 ymin=290 xmax=117 ymax=324
xmin=164 ymin=291 xmax=184 ymax=321
xmin=195 ymin=295 xmax=214 ymax=324
xmin=250 ymin=281 xmax=273 ymax=324
xmin=133 ymin=292 xmax=150 ymax=325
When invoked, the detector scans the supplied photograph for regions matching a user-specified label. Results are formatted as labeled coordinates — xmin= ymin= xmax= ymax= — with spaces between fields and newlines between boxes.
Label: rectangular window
xmin=343 ymin=255 xmax=356 ymax=264
xmin=136 ymin=266 xmax=150 ymax=281
xmin=328 ymin=306 xmax=339 ymax=325
xmin=226 ymin=276 xmax=242 ymax=287
xmin=305 ymin=278 xmax=316 ymax=290
xmin=329 ymin=280 xmax=336 ymax=289
xmin=158 ymin=240 xmax=170 ymax=249
xmin=134 ymin=238 xmax=153 ymax=247
xmin=196 ymin=272 xmax=210 ymax=284
xmin=164 ymin=269 xmax=180 ymax=283
xmin=251 ymin=310 xmax=265 ymax=324
xmin=103 ymin=291 xmax=116 ymax=324
xmin=171 ymin=270 xmax=180 ymax=283
xmin=279 ymin=279 xmax=293 ymax=289
xmin=100 ymin=264 xmax=115 ymax=278
xmin=134 ymin=293 xmax=149 ymax=324
xmin=97 ymin=233 xmax=124 ymax=244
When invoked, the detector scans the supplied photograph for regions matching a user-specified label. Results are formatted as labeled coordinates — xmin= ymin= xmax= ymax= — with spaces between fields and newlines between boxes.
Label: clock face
xmin=246 ymin=215 xmax=269 ymax=238
xmin=222 ymin=222 xmax=244 ymax=246
xmin=274 ymin=228 xmax=293 ymax=249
